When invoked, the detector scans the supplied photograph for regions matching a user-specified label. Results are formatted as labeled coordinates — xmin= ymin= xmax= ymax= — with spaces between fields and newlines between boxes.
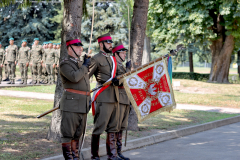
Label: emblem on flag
xmin=122 ymin=59 xmax=176 ymax=122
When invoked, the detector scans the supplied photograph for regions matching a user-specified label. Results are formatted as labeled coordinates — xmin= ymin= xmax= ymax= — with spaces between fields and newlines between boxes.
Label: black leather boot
xmin=62 ymin=142 xmax=73 ymax=160
xmin=71 ymin=139 xmax=79 ymax=160
xmin=91 ymin=134 xmax=100 ymax=160
xmin=116 ymin=131 xmax=130 ymax=160
xmin=106 ymin=132 xmax=121 ymax=160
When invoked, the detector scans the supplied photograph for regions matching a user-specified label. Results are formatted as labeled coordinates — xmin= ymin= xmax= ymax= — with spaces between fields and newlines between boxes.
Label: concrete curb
xmin=42 ymin=115 xmax=240 ymax=160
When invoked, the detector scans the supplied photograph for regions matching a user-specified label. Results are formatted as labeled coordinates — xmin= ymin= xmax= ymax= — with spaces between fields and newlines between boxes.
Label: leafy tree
xmin=148 ymin=0 xmax=240 ymax=83
xmin=0 ymin=2 xmax=60 ymax=47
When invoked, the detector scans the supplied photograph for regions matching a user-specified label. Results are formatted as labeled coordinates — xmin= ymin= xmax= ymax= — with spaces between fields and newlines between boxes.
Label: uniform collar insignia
xmin=101 ymin=51 xmax=110 ymax=57
xmin=117 ymin=61 xmax=123 ymax=66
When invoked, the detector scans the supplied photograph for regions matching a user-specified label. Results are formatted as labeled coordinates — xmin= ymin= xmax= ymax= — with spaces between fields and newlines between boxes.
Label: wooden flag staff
xmin=36 ymin=49 xmax=179 ymax=119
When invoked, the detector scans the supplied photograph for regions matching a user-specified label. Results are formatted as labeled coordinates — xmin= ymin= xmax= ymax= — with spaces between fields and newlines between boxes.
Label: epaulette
xmin=60 ymin=58 xmax=69 ymax=66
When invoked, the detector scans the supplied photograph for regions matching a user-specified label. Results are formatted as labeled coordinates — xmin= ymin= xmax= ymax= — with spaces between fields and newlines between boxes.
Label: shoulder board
xmin=59 ymin=59 xmax=69 ymax=66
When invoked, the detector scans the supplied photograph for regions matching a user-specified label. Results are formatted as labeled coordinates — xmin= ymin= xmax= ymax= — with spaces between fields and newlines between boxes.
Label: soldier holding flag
xmin=89 ymin=33 xmax=121 ymax=160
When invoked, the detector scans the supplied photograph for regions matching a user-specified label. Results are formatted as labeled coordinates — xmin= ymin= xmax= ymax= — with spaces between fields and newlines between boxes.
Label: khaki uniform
xmin=18 ymin=46 xmax=30 ymax=83
xmin=6 ymin=45 xmax=18 ymax=81
xmin=0 ymin=48 xmax=5 ymax=81
xmin=42 ymin=48 xmax=48 ymax=83
xmin=29 ymin=49 xmax=34 ymax=82
xmin=3 ymin=51 xmax=9 ymax=80
xmin=89 ymin=51 xmax=119 ymax=135
xmin=59 ymin=55 xmax=90 ymax=143
xmin=116 ymin=62 xmax=130 ymax=131
xmin=31 ymin=45 xmax=44 ymax=83
xmin=44 ymin=48 xmax=57 ymax=83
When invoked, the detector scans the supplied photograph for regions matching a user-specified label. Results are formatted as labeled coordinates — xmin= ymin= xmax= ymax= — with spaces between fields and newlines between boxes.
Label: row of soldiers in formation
xmin=59 ymin=33 xmax=131 ymax=160
xmin=0 ymin=38 xmax=61 ymax=84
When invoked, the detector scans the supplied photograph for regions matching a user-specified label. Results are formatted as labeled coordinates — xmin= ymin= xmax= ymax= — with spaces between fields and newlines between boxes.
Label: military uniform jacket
xmin=6 ymin=45 xmax=18 ymax=62
xmin=60 ymin=55 xmax=91 ymax=113
xmin=0 ymin=48 xmax=4 ymax=64
xmin=3 ymin=52 xmax=8 ymax=64
xmin=31 ymin=45 xmax=45 ymax=63
xmin=89 ymin=51 xmax=119 ymax=103
xmin=18 ymin=46 xmax=30 ymax=63
xmin=44 ymin=48 xmax=57 ymax=65
xmin=116 ymin=62 xmax=130 ymax=105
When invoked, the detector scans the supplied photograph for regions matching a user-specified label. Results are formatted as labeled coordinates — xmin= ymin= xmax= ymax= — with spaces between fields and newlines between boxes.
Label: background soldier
xmin=89 ymin=33 xmax=121 ymax=160
xmin=113 ymin=42 xmax=131 ymax=160
xmin=0 ymin=42 xmax=4 ymax=84
xmin=31 ymin=38 xmax=45 ymax=84
xmin=6 ymin=38 xmax=18 ymax=84
xmin=18 ymin=40 xmax=30 ymax=84
xmin=59 ymin=39 xmax=91 ymax=159
xmin=44 ymin=41 xmax=57 ymax=84
xmin=3 ymin=47 xmax=9 ymax=81
xmin=42 ymin=42 xmax=49 ymax=84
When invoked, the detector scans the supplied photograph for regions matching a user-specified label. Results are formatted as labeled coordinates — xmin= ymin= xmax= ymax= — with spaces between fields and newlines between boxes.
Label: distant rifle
xmin=37 ymin=48 xmax=181 ymax=119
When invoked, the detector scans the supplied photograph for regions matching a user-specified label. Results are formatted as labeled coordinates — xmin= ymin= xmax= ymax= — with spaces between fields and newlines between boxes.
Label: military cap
xmin=112 ymin=42 xmax=128 ymax=53
xmin=34 ymin=38 xmax=39 ymax=41
xmin=48 ymin=41 xmax=53 ymax=44
xmin=45 ymin=42 xmax=49 ymax=44
xmin=0 ymin=42 xmax=1 ymax=44
xmin=53 ymin=43 xmax=57 ymax=45
xmin=9 ymin=38 xmax=14 ymax=41
xmin=66 ymin=39 xmax=83 ymax=46
xmin=97 ymin=33 xmax=113 ymax=43
xmin=5 ymin=46 xmax=8 ymax=49
xmin=22 ymin=40 xmax=27 ymax=43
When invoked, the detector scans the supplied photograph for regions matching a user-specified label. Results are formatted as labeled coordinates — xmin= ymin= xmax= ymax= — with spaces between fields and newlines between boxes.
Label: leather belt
xmin=65 ymin=89 xmax=90 ymax=96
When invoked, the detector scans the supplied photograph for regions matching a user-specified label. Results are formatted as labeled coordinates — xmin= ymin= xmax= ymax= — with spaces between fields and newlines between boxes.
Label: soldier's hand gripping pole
xmin=37 ymin=48 xmax=180 ymax=119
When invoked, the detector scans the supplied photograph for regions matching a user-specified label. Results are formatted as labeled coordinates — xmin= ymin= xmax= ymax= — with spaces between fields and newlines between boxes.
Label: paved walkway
xmin=102 ymin=122 xmax=240 ymax=160
xmin=0 ymin=89 xmax=54 ymax=100
xmin=1 ymin=89 xmax=240 ymax=114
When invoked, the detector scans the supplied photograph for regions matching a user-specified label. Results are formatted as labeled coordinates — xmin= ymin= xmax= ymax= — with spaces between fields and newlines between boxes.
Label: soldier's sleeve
xmin=60 ymin=61 xmax=88 ymax=83
xmin=88 ymin=57 xmax=98 ymax=78
xmin=1 ymin=52 xmax=5 ymax=64
xmin=54 ymin=51 xmax=58 ymax=64
xmin=41 ymin=47 xmax=44 ymax=60
xmin=27 ymin=48 xmax=30 ymax=63
xmin=16 ymin=46 xmax=19 ymax=62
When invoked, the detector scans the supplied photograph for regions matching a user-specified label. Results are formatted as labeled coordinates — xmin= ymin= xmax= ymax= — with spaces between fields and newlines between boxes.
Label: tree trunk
xmin=188 ymin=52 xmax=194 ymax=72
xmin=237 ymin=51 xmax=240 ymax=78
xmin=209 ymin=35 xmax=234 ymax=83
xmin=142 ymin=36 xmax=151 ymax=65
xmin=128 ymin=0 xmax=149 ymax=131
xmin=47 ymin=0 xmax=84 ymax=142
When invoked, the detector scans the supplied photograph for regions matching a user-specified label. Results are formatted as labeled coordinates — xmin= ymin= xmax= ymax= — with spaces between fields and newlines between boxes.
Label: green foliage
xmin=148 ymin=0 xmax=240 ymax=50
xmin=173 ymin=72 xmax=210 ymax=81
xmin=0 ymin=2 xmax=60 ymax=47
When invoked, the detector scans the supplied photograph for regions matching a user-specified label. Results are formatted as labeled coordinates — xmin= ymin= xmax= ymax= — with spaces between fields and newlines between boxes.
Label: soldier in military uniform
xmin=44 ymin=41 xmax=57 ymax=84
xmin=113 ymin=42 xmax=131 ymax=160
xmin=42 ymin=42 xmax=49 ymax=84
xmin=31 ymin=38 xmax=45 ymax=84
xmin=3 ymin=47 xmax=9 ymax=81
xmin=0 ymin=42 xmax=5 ymax=84
xmin=89 ymin=33 xmax=121 ymax=160
xmin=59 ymin=39 xmax=91 ymax=159
xmin=6 ymin=38 xmax=18 ymax=84
xmin=18 ymin=40 xmax=30 ymax=84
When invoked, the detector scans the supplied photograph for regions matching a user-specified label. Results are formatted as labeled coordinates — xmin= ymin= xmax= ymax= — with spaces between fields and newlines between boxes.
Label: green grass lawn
xmin=0 ymin=96 xmax=239 ymax=160
xmin=173 ymin=67 xmax=238 ymax=74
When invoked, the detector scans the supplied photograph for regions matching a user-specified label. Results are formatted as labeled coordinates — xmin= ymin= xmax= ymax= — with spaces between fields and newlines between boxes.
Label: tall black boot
xmin=91 ymin=134 xmax=100 ymax=160
xmin=106 ymin=132 xmax=121 ymax=160
xmin=62 ymin=142 xmax=73 ymax=160
xmin=71 ymin=140 xmax=79 ymax=160
xmin=116 ymin=131 xmax=130 ymax=160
